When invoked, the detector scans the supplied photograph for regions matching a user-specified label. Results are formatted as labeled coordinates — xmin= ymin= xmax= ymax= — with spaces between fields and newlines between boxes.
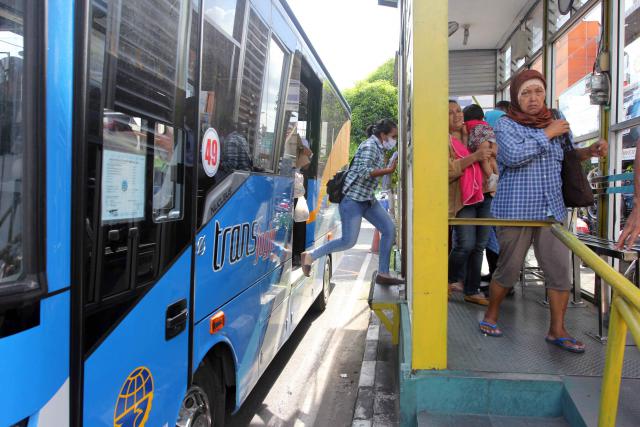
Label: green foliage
xmin=344 ymin=79 xmax=398 ymax=149
xmin=344 ymin=58 xmax=399 ymax=186
xmin=364 ymin=58 xmax=395 ymax=85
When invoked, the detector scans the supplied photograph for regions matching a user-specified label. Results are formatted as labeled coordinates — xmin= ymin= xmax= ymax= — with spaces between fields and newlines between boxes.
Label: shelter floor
xmin=447 ymin=285 xmax=640 ymax=378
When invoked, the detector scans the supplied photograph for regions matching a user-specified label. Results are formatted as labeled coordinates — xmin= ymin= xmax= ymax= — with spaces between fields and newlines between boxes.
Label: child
xmin=463 ymin=104 xmax=499 ymax=192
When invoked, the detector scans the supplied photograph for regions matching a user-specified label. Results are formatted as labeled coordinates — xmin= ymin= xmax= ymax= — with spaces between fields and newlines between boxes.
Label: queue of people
xmin=298 ymin=68 xmax=613 ymax=355
xmin=449 ymin=69 xmax=608 ymax=354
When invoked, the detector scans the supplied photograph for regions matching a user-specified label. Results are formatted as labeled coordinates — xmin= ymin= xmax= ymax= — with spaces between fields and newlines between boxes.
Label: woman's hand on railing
xmin=617 ymin=203 xmax=640 ymax=249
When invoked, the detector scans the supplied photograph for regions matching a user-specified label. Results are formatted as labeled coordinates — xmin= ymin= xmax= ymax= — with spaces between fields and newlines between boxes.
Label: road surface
xmin=228 ymin=223 xmax=378 ymax=426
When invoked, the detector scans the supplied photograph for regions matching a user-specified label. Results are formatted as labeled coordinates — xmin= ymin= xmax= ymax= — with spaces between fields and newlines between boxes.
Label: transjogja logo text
xmin=213 ymin=220 xmax=276 ymax=271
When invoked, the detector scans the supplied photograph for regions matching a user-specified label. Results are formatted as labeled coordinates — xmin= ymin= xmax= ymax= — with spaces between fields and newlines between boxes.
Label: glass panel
xmin=549 ymin=0 xmax=571 ymax=33
xmin=503 ymin=46 xmax=512 ymax=81
xmin=622 ymin=0 xmax=640 ymax=121
xmin=553 ymin=3 xmax=601 ymax=138
xmin=197 ymin=3 xmax=248 ymax=225
xmin=152 ymin=123 xmax=183 ymax=221
xmin=549 ymin=0 xmax=593 ymax=34
xmin=531 ymin=56 xmax=543 ymax=74
xmin=203 ymin=0 xmax=244 ymax=40
xmin=0 ymin=0 xmax=25 ymax=283
xmin=531 ymin=1 xmax=544 ymax=53
xmin=254 ymin=38 xmax=286 ymax=171
xmin=502 ymin=85 xmax=511 ymax=101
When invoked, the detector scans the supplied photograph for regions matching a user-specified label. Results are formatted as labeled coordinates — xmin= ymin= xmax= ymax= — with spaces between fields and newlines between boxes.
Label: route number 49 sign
xmin=201 ymin=127 xmax=221 ymax=177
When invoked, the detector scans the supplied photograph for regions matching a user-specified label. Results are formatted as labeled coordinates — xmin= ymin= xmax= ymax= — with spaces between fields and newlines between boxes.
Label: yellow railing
xmin=549 ymin=224 xmax=640 ymax=427
xmin=447 ymin=219 xmax=640 ymax=426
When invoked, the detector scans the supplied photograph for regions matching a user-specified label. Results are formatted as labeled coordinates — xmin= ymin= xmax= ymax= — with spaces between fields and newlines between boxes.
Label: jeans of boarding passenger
xmin=448 ymin=195 xmax=492 ymax=296
xmin=311 ymin=197 xmax=395 ymax=273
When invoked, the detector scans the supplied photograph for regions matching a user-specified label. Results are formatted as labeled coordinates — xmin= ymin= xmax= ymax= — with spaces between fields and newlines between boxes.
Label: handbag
xmin=294 ymin=195 xmax=310 ymax=222
xmin=552 ymin=109 xmax=594 ymax=208
xmin=326 ymin=158 xmax=354 ymax=204
xmin=293 ymin=171 xmax=305 ymax=198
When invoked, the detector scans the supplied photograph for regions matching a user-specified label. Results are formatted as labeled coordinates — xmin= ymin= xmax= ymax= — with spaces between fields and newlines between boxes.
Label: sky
xmin=286 ymin=0 xmax=400 ymax=90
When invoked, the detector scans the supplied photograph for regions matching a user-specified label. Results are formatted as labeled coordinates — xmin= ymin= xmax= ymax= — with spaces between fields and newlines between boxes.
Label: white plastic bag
xmin=293 ymin=171 xmax=305 ymax=198
xmin=294 ymin=195 xmax=310 ymax=222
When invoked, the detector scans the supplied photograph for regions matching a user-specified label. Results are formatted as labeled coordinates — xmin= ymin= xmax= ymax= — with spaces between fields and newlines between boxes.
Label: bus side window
xmin=197 ymin=0 xmax=247 ymax=225
xmin=254 ymin=37 xmax=287 ymax=172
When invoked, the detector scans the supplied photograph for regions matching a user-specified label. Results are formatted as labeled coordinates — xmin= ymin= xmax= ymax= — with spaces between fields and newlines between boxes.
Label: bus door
xmin=74 ymin=0 xmax=198 ymax=425
xmin=190 ymin=3 xmax=294 ymax=400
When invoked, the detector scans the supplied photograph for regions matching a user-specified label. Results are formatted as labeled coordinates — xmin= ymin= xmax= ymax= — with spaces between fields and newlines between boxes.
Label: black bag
xmin=327 ymin=158 xmax=354 ymax=204
xmin=552 ymin=109 xmax=594 ymax=208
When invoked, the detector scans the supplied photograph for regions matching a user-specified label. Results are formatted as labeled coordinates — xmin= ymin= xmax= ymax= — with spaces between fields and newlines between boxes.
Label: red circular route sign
xmin=201 ymin=128 xmax=221 ymax=177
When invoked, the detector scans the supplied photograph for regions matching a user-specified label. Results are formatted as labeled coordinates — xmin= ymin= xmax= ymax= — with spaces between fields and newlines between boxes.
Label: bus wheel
xmin=312 ymin=257 xmax=332 ymax=312
xmin=177 ymin=361 xmax=226 ymax=427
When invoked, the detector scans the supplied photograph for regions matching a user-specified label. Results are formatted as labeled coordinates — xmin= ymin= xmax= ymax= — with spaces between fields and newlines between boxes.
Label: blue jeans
xmin=311 ymin=197 xmax=395 ymax=273
xmin=448 ymin=195 xmax=492 ymax=295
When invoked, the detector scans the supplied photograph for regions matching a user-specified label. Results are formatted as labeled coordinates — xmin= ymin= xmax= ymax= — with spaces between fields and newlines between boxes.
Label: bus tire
xmin=312 ymin=256 xmax=332 ymax=312
xmin=178 ymin=358 xmax=226 ymax=427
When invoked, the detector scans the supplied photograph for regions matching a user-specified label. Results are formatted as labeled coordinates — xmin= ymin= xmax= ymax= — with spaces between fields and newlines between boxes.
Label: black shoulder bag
xmin=552 ymin=109 xmax=594 ymax=208
xmin=327 ymin=157 xmax=354 ymax=204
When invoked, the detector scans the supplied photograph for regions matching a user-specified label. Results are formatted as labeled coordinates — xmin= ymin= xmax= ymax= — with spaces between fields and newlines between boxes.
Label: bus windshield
xmin=0 ymin=0 xmax=26 ymax=284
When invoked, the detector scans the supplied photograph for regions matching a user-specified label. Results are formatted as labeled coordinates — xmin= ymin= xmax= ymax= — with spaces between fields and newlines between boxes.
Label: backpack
xmin=326 ymin=158 xmax=354 ymax=204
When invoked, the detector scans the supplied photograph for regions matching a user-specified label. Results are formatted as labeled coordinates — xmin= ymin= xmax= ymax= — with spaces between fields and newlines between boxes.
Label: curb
xmin=352 ymin=312 xmax=380 ymax=427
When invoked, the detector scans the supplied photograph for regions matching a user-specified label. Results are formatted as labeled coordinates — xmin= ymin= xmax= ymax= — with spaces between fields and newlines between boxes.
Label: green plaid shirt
xmin=344 ymin=136 xmax=385 ymax=201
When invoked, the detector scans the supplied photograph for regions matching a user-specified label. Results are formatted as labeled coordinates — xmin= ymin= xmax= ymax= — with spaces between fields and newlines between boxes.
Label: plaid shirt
xmin=344 ymin=135 xmax=385 ymax=201
xmin=222 ymin=131 xmax=253 ymax=171
xmin=491 ymin=113 xmax=572 ymax=222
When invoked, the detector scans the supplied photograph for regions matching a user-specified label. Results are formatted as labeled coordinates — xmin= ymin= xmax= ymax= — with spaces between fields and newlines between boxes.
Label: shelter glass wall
xmin=552 ymin=3 xmax=602 ymax=139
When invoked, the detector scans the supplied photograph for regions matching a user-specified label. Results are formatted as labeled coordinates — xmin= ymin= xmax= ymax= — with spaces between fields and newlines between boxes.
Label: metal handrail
xmin=446 ymin=218 xmax=640 ymax=426
xmin=549 ymin=224 xmax=640 ymax=427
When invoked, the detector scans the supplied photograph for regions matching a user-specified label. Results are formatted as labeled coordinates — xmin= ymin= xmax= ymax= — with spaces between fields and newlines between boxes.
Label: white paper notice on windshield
xmin=101 ymin=149 xmax=146 ymax=223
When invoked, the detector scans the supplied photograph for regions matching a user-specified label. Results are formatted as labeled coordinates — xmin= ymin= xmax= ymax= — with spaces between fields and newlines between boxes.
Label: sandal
xmin=479 ymin=320 xmax=503 ymax=337
xmin=545 ymin=336 xmax=585 ymax=354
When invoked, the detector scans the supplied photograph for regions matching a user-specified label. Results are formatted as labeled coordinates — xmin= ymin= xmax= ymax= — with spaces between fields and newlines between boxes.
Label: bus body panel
xmin=194 ymin=174 xmax=293 ymax=323
xmin=82 ymin=250 xmax=192 ymax=427
xmin=0 ymin=292 xmax=69 ymax=426
xmin=46 ymin=0 xmax=73 ymax=292
xmin=193 ymin=275 xmax=263 ymax=408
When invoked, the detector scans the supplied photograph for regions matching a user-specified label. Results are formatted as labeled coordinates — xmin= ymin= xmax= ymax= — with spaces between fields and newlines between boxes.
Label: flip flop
xmin=479 ymin=320 xmax=503 ymax=337
xmin=545 ymin=336 xmax=585 ymax=354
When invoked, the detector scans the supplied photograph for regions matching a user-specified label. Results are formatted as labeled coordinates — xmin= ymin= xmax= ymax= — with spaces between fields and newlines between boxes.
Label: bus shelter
xmin=390 ymin=0 xmax=640 ymax=425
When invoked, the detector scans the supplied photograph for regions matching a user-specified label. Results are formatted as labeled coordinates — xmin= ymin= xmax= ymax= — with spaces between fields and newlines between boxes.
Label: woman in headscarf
xmin=479 ymin=70 xmax=607 ymax=354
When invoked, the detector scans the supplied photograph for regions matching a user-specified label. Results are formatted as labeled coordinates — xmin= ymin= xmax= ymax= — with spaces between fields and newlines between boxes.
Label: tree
xmin=364 ymin=58 xmax=395 ymax=86
xmin=344 ymin=79 xmax=398 ymax=155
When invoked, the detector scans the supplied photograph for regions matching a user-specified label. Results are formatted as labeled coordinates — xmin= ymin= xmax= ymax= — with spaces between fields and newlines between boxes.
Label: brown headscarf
xmin=507 ymin=69 xmax=553 ymax=129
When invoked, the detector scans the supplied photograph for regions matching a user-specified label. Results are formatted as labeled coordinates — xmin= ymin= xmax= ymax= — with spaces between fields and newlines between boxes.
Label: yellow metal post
xmin=598 ymin=304 xmax=627 ymax=427
xmin=411 ymin=0 xmax=448 ymax=369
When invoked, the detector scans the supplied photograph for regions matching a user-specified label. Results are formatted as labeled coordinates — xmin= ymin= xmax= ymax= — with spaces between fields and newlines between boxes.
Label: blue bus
xmin=0 ymin=0 xmax=350 ymax=425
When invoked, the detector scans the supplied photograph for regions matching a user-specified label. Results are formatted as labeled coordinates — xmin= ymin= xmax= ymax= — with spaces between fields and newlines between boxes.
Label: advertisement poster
xmin=101 ymin=149 xmax=146 ymax=223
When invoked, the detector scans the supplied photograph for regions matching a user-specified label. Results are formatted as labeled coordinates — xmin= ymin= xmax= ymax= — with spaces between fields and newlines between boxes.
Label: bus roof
xmin=278 ymin=0 xmax=352 ymax=115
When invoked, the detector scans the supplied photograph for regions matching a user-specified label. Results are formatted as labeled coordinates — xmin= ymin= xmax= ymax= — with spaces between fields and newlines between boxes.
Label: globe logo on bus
xmin=113 ymin=367 xmax=154 ymax=427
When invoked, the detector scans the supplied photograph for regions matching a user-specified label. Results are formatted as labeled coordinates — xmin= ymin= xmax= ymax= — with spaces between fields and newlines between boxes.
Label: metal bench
xmin=368 ymin=271 xmax=403 ymax=345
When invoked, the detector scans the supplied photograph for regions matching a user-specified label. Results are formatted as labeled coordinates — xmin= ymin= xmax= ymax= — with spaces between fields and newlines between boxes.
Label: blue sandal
xmin=545 ymin=336 xmax=585 ymax=353
xmin=479 ymin=320 xmax=503 ymax=337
